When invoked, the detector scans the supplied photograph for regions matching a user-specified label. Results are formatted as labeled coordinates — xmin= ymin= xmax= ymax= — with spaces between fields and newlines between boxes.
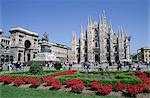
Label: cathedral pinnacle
xmin=80 ymin=25 xmax=84 ymax=33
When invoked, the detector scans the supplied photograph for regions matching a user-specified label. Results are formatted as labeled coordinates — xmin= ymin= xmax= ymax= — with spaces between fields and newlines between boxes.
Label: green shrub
xmin=115 ymin=74 xmax=133 ymax=79
xmin=79 ymin=70 xmax=126 ymax=74
xmin=99 ymin=79 xmax=118 ymax=86
xmin=120 ymin=78 xmax=142 ymax=84
xmin=54 ymin=63 xmax=62 ymax=70
xmin=29 ymin=63 xmax=43 ymax=75
xmin=0 ymin=70 xmax=59 ymax=78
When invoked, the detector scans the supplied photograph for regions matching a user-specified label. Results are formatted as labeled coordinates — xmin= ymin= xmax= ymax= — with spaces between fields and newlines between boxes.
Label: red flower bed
xmin=123 ymin=83 xmax=146 ymax=97
xmin=125 ymin=84 xmax=138 ymax=97
xmin=135 ymin=84 xmax=145 ymax=93
xmin=135 ymin=71 xmax=150 ymax=93
xmin=52 ymin=70 xmax=77 ymax=77
xmin=66 ymin=78 xmax=85 ymax=94
xmin=0 ymin=76 xmax=14 ymax=84
xmin=97 ymin=84 xmax=112 ymax=96
xmin=143 ymin=82 xmax=150 ymax=93
xmin=0 ymin=76 xmax=3 ymax=82
xmin=71 ymin=83 xmax=85 ymax=94
xmin=23 ymin=77 xmax=33 ymax=84
xmin=29 ymin=78 xmax=40 ymax=88
xmin=13 ymin=77 xmax=24 ymax=87
xmin=50 ymin=80 xmax=62 ymax=90
xmin=65 ymin=78 xmax=82 ymax=88
xmin=42 ymin=76 xmax=54 ymax=86
xmin=90 ymin=81 xmax=102 ymax=90
xmin=135 ymin=72 xmax=148 ymax=80
xmin=90 ymin=81 xmax=113 ymax=96
xmin=113 ymin=82 xmax=126 ymax=92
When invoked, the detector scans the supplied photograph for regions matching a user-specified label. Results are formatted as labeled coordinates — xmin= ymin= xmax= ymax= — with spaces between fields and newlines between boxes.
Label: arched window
xmin=18 ymin=53 xmax=21 ymax=61
xmin=5 ymin=55 xmax=9 ymax=62
xmin=1 ymin=55 xmax=4 ymax=62
xmin=95 ymin=54 xmax=99 ymax=62
xmin=24 ymin=40 xmax=31 ymax=49
xmin=33 ymin=54 xmax=35 ymax=58
xmin=95 ymin=42 xmax=98 ymax=47
xmin=10 ymin=56 xmax=14 ymax=62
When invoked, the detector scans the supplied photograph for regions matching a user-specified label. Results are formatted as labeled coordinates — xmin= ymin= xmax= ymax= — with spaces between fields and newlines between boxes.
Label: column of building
xmin=118 ymin=27 xmax=125 ymax=62
xmin=125 ymin=33 xmax=131 ymax=62
xmin=99 ymin=11 xmax=108 ymax=63
xmin=71 ymin=32 xmax=78 ymax=63
xmin=87 ymin=16 xmax=95 ymax=62
xmin=79 ymin=25 xmax=85 ymax=63
xmin=108 ymin=23 xmax=116 ymax=63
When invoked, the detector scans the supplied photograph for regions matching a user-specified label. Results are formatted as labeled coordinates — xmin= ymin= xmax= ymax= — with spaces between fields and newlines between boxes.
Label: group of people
xmin=0 ymin=61 xmax=26 ymax=72
xmin=44 ymin=62 xmax=73 ymax=70
xmin=0 ymin=60 xmax=149 ymax=72
xmin=80 ymin=60 xmax=149 ymax=71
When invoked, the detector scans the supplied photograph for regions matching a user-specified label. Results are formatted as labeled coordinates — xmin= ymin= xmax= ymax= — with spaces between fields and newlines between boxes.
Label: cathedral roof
xmin=10 ymin=27 xmax=38 ymax=36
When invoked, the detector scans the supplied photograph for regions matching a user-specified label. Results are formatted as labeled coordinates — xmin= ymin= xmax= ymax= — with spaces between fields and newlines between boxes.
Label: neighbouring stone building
xmin=38 ymin=40 xmax=71 ymax=63
xmin=70 ymin=11 xmax=131 ymax=64
xmin=0 ymin=27 xmax=71 ymax=64
xmin=0 ymin=29 xmax=13 ymax=63
xmin=137 ymin=47 xmax=150 ymax=63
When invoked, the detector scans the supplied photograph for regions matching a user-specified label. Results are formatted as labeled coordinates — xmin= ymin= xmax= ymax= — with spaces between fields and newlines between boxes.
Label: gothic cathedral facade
xmin=71 ymin=11 xmax=131 ymax=64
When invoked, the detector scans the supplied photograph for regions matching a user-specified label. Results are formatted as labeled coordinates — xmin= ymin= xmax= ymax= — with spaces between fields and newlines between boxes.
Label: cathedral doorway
xmin=95 ymin=54 xmax=99 ymax=62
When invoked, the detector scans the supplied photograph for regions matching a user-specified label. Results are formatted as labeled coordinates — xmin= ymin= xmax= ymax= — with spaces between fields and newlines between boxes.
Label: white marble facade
xmin=71 ymin=11 xmax=131 ymax=63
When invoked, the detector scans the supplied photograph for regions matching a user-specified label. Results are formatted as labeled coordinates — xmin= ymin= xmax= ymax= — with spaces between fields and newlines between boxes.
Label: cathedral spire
xmin=120 ymin=26 xmax=123 ymax=33
xmin=72 ymin=32 xmax=76 ymax=40
xmin=101 ymin=10 xmax=106 ymax=24
xmin=109 ymin=21 xmax=113 ymax=30
xmin=120 ymin=26 xmax=125 ymax=38
xmin=80 ymin=25 xmax=84 ymax=33
xmin=102 ymin=10 xmax=106 ymax=18
xmin=88 ymin=16 xmax=92 ymax=26
xmin=118 ymin=26 xmax=121 ymax=37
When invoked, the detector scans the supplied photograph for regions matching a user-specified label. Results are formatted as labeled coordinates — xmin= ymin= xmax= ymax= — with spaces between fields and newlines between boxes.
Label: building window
xmin=19 ymin=39 xmax=22 ymax=41
xmin=10 ymin=56 xmax=14 ymax=62
xmin=27 ymin=54 xmax=30 ymax=61
xmin=33 ymin=54 xmax=35 ymax=58
xmin=1 ymin=55 xmax=4 ymax=62
xmin=18 ymin=53 xmax=21 ymax=61
xmin=5 ymin=55 xmax=9 ymax=62
xmin=95 ymin=42 xmax=98 ymax=47
xmin=19 ymin=35 xmax=23 ymax=37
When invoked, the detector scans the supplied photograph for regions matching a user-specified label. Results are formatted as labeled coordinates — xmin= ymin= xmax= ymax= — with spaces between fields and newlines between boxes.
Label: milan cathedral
xmin=71 ymin=11 xmax=131 ymax=64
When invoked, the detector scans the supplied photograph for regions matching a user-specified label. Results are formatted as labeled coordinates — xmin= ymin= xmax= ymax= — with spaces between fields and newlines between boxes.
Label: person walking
xmin=8 ymin=62 xmax=13 ymax=72
xmin=69 ymin=63 xmax=72 ymax=70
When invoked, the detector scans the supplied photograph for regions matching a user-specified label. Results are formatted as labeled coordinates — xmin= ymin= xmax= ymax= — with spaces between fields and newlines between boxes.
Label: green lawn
xmin=0 ymin=85 xmax=119 ymax=98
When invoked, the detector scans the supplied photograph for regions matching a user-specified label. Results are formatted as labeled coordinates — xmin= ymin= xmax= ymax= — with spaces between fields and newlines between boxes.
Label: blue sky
xmin=0 ymin=0 xmax=149 ymax=54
